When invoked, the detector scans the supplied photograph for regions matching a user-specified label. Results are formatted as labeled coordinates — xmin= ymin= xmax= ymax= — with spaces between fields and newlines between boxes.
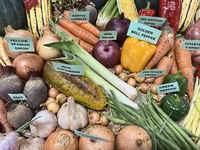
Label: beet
xmin=23 ymin=70 xmax=47 ymax=110
xmin=0 ymin=66 xmax=24 ymax=102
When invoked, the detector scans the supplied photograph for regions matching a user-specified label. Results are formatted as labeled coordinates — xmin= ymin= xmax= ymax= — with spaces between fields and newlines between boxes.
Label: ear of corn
xmin=178 ymin=0 xmax=199 ymax=34
xmin=26 ymin=0 xmax=52 ymax=39
xmin=117 ymin=0 xmax=138 ymax=21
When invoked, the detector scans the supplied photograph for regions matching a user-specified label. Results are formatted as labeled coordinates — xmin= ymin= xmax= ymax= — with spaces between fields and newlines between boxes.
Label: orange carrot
xmin=154 ymin=52 xmax=173 ymax=85
xmin=169 ymin=45 xmax=178 ymax=74
xmin=55 ymin=24 xmax=93 ymax=54
xmin=63 ymin=10 xmax=100 ymax=38
xmin=174 ymin=36 xmax=193 ymax=100
xmin=144 ymin=23 xmax=174 ymax=70
xmin=58 ymin=17 xmax=99 ymax=46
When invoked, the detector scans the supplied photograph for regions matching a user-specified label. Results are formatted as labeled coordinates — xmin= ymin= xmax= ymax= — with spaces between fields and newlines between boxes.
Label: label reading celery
xmin=23 ymin=0 xmax=39 ymax=13
xmin=69 ymin=11 xmax=89 ymax=21
xmin=156 ymin=82 xmax=180 ymax=94
xmin=127 ymin=21 xmax=162 ymax=44
xmin=181 ymin=40 xmax=200 ymax=50
xmin=8 ymin=94 xmax=27 ymax=101
xmin=52 ymin=62 xmax=84 ymax=75
xmin=137 ymin=69 xmax=166 ymax=77
xmin=138 ymin=16 xmax=166 ymax=27
xmin=5 ymin=37 xmax=35 ymax=52
xmin=100 ymin=31 xmax=117 ymax=40
xmin=74 ymin=130 xmax=106 ymax=142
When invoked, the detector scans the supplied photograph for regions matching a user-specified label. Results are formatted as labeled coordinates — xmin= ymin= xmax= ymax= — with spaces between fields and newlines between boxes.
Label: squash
xmin=0 ymin=0 xmax=27 ymax=36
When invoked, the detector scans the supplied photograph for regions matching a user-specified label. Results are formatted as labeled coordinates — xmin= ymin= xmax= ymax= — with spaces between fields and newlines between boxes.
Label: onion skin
xmin=13 ymin=53 xmax=44 ymax=80
xmin=116 ymin=125 xmax=152 ymax=150
xmin=79 ymin=125 xmax=115 ymax=150
xmin=105 ymin=13 xmax=131 ymax=46
xmin=44 ymin=129 xmax=79 ymax=150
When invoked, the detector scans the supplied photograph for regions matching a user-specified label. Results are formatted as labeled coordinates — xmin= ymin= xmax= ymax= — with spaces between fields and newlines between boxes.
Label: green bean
xmin=121 ymin=103 xmax=140 ymax=115
xmin=110 ymin=107 xmax=120 ymax=119
xmin=152 ymin=127 xmax=158 ymax=150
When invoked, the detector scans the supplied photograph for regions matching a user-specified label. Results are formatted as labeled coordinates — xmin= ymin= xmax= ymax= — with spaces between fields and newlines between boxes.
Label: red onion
xmin=105 ymin=13 xmax=131 ymax=46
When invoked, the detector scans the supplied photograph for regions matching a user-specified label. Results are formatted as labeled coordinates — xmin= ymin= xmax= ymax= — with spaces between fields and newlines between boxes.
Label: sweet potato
xmin=184 ymin=18 xmax=200 ymax=40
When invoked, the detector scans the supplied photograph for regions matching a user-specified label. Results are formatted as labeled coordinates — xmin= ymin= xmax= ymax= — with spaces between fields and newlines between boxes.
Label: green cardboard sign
xmin=52 ymin=62 xmax=84 ymax=75
xmin=8 ymin=94 xmax=27 ymax=101
xmin=138 ymin=16 xmax=166 ymax=27
xmin=181 ymin=40 xmax=200 ymax=50
xmin=137 ymin=69 xmax=166 ymax=77
xmin=69 ymin=11 xmax=89 ymax=21
xmin=127 ymin=21 xmax=162 ymax=44
xmin=100 ymin=31 xmax=118 ymax=40
xmin=156 ymin=82 xmax=180 ymax=94
xmin=5 ymin=37 xmax=35 ymax=52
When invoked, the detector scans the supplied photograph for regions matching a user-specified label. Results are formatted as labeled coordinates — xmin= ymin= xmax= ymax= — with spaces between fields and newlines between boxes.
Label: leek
xmin=96 ymin=0 xmax=119 ymax=30
xmin=46 ymin=21 xmax=138 ymax=109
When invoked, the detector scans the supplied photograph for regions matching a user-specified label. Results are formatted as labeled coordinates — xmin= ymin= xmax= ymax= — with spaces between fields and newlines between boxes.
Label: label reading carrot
xmin=5 ymin=37 xmax=35 ymax=52
xmin=137 ymin=69 xmax=166 ymax=77
xmin=100 ymin=31 xmax=117 ymax=40
xmin=8 ymin=94 xmax=27 ymax=101
xmin=138 ymin=16 xmax=166 ymax=27
xmin=69 ymin=11 xmax=89 ymax=21
xmin=52 ymin=62 xmax=84 ymax=75
xmin=181 ymin=40 xmax=200 ymax=50
xmin=127 ymin=21 xmax=162 ymax=44
xmin=156 ymin=82 xmax=180 ymax=94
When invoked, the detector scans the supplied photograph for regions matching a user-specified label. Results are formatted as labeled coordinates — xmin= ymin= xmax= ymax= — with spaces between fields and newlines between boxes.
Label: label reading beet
xmin=8 ymin=94 xmax=27 ymax=101
xmin=23 ymin=0 xmax=39 ymax=13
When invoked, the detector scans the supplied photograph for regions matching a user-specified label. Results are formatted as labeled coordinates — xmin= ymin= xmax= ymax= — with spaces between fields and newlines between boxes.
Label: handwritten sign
xmin=181 ymin=40 xmax=200 ymax=50
xmin=137 ymin=70 xmax=166 ymax=77
xmin=138 ymin=16 xmax=166 ymax=27
xmin=156 ymin=82 xmax=180 ymax=94
xmin=8 ymin=94 xmax=27 ymax=101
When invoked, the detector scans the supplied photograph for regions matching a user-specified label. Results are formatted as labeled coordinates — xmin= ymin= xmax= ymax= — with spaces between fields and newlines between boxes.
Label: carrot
xmin=0 ymin=98 xmax=12 ymax=133
xmin=58 ymin=17 xmax=99 ymax=46
xmin=174 ymin=36 xmax=193 ymax=100
xmin=169 ymin=45 xmax=178 ymax=74
xmin=55 ymin=24 xmax=93 ymax=54
xmin=154 ymin=52 xmax=173 ymax=85
xmin=144 ymin=23 xmax=174 ymax=70
xmin=63 ymin=10 xmax=100 ymax=38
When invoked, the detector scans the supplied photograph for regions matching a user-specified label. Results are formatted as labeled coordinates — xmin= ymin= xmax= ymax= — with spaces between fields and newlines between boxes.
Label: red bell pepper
xmin=159 ymin=0 xmax=182 ymax=37
xmin=139 ymin=1 xmax=156 ymax=17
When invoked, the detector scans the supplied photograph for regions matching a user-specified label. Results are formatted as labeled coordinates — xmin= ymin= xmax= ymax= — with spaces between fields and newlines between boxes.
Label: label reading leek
xmin=52 ymin=62 xmax=84 ymax=75
xmin=69 ymin=11 xmax=89 ymax=21
xmin=74 ymin=130 xmax=106 ymax=142
xmin=138 ymin=16 xmax=166 ymax=27
xmin=5 ymin=37 xmax=35 ymax=52
xmin=137 ymin=69 xmax=166 ymax=77
xmin=8 ymin=94 xmax=27 ymax=101
xmin=156 ymin=82 xmax=180 ymax=94
xmin=181 ymin=40 xmax=200 ymax=50
xmin=100 ymin=31 xmax=117 ymax=40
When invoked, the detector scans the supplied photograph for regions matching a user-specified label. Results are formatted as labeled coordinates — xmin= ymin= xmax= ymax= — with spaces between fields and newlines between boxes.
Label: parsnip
xmin=0 ymin=37 xmax=12 ymax=66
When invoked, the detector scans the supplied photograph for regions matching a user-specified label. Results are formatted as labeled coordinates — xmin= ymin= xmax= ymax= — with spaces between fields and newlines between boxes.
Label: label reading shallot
xmin=8 ymin=94 xmax=27 ymax=101
xmin=156 ymin=82 xmax=180 ymax=94
xmin=127 ymin=21 xmax=162 ymax=44
xmin=100 ymin=31 xmax=117 ymax=40
xmin=138 ymin=16 xmax=166 ymax=27
xmin=74 ymin=130 xmax=106 ymax=142
xmin=181 ymin=40 xmax=200 ymax=50
xmin=137 ymin=69 xmax=166 ymax=77
xmin=52 ymin=62 xmax=84 ymax=75
xmin=69 ymin=11 xmax=89 ymax=21
xmin=23 ymin=0 xmax=39 ymax=13
xmin=5 ymin=37 xmax=35 ymax=52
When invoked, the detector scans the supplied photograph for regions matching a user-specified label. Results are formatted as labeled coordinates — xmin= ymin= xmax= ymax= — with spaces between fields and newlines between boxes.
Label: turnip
xmin=0 ymin=66 xmax=24 ymax=102
xmin=23 ymin=70 xmax=47 ymax=110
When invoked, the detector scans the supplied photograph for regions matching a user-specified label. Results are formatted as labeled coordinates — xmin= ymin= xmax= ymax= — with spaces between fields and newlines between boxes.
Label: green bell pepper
xmin=164 ymin=70 xmax=188 ymax=96
xmin=161 ymin=94 xmax=190 ymax=122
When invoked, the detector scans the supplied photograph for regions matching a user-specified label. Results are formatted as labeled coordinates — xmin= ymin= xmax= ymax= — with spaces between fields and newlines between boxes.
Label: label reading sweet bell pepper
xmin=181 ymin=40 xmax=200 ymax=50
xmin=156 ymin=82 xmax=180 ymax=94
xmin=137 ymin=69 xmax=166 ymax=77
xmin=52 ymin=62 xmax=84 ymax=75
xmin=100 ymin=31 xmax=117 ymax=40
xmin=8 ymin=94 xmax=27 ymax=101
xmin=5 ymin=37 xmax=35 ymax=52
xmin=138 ymin=16 xmax=166 ymax=27
xmin=69 ymin=11 xmax=89 ymax=21
xmin=127 ymin=21 xmax=162 ymax=44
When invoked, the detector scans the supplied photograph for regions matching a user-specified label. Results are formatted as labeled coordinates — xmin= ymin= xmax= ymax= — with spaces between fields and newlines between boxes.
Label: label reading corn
xmin=69 ymin=11 xmax=89 ymax=21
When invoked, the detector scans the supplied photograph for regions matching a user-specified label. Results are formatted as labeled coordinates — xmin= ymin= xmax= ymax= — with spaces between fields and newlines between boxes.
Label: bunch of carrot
xmin=56 ymin=10 xmax=100 ymax=54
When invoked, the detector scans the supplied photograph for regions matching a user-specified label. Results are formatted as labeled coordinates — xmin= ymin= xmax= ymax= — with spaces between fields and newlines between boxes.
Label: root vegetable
xmin=116 ymin=125 xmax=152 ymax=150
xmin=119 ymin=72 xmax=129 ymax=82
xmin=48 ymin=87 xmax=60 ymax=98
xmin=150 ymin=83 xmax=158 ymax=94
xmin=88 ymin=111 xmax=100 ymax=125
xmin=40 ymin=97 xmax=56 ymax=107
xmin=55 ymin=93 xmax=67 ymax=105
xmin=18 ymin=137 xmax=45 ymax=150
xmin=138 ymin=82 xmax=150 ymax=94
xmin=47 ymin=101 xmax=60 ymax=114
xmin=79 ymin=125 xmax=115 ymax=150
xmin=133 ymin=73 xmax=145 ymax=83
xmin=97 ymin=115 xmax=109 ymax=126
xmin=127 ymin=78 xmax=137 ymax=87
xmin=114 ymin=64 xmax=123 ymax=75
xmin=144 ymin=77 xmax=155 ymax=83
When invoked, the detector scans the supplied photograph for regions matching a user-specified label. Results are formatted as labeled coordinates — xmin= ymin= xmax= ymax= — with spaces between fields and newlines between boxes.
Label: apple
xmin=92 ymin=40 xmax=121 ymax=68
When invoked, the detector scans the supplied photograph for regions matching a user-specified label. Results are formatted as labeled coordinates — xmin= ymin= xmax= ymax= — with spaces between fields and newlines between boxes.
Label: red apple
xmin=92 ymin=40 xmax=121 ymax=68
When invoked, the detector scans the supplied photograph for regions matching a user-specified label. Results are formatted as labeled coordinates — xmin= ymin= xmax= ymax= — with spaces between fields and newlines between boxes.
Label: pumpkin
xmin=0 ymin=0 xmax=27 ymax=36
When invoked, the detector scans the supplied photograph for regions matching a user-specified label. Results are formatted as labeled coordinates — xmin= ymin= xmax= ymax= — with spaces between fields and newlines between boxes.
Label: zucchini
xmin=26 ymin=0 xmax=52 ymax=39
xmin=43 ymin=60 xmax=107 ymax=110
xmin=178 ymin=0 xmax=199 ymax=34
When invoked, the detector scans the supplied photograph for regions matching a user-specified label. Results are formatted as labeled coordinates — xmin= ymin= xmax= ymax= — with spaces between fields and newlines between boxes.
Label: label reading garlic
xmin=8 ymin=94 xmax=27 ymax=101
xmin=156 ymin=82 xmax=180 ymax=94
xmin=74 ymin=130 xmax=106 ymax=142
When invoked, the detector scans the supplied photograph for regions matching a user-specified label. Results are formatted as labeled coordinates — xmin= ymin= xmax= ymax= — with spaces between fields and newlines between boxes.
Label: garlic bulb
xmin=30 ymin=110 xmax=58 ymax=138
xmin=57 ymin=96 xmax=88 ymax=130
xmin=18 ymin=137 xmax=45 ymax=150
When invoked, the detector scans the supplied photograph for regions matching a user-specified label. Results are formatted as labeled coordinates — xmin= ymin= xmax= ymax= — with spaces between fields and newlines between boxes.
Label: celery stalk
xmin=46 ymin=21 xmax=138 ymax=109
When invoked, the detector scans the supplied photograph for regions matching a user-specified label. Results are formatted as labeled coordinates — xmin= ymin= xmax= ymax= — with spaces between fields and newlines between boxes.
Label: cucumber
xmin=43 ymin=60 xmax=107 ymax=110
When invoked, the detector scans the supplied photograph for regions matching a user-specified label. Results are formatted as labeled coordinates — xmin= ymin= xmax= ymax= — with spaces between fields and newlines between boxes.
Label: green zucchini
xmin=43 ymin=60 xmax=107 ymax=110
